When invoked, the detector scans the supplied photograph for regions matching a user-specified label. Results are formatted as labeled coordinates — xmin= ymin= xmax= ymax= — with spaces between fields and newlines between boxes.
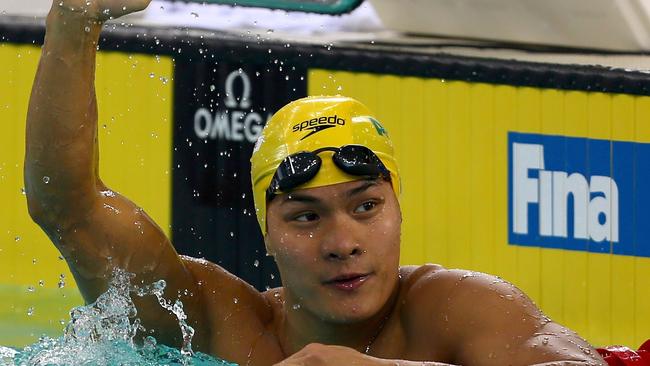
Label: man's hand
xmin=52 ymin=0 xmax=151 ymax=22
xmin=274 ymin=344 xmax=384 ymax=366
xmin=274 ymin=343 xmax=458 ymax=366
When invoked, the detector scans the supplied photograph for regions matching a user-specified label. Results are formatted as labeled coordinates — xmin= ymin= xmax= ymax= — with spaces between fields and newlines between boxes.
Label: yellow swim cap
xmin=250 ymin=96 xmax=400 ymax=235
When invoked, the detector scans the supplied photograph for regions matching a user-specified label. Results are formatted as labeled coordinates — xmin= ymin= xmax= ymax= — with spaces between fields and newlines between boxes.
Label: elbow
xmin=25 ymin=184 xmax=98 ymax=234
xmin=26 ymin=192 xmax=52 ymax=227
xmin=25 ymin=182 xmax=64 ymax=229
xmin=24 ymin=174 xmax=91 ymax=226
xmin=24 ymin=168 xmax=52 ymax=225
xmin=25 ymin=194 xmax=77 ymax=242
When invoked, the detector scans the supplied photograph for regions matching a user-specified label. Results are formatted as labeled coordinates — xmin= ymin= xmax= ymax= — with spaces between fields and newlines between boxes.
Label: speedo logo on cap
xmin=292 ymin=115 xmax=345 ymax=140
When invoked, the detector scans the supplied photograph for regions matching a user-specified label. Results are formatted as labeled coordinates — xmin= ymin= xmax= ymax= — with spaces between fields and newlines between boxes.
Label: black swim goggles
xmin=266 ymin=145 xmax=390 ymax=201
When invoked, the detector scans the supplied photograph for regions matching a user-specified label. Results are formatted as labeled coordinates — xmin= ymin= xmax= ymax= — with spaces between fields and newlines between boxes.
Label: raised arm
xmin=24 ymin=0 xmax=211 ymax=349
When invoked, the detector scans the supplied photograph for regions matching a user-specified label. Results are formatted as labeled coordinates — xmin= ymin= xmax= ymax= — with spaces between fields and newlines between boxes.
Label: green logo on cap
xmin=369 ymin=117 xmax=388 ymax=137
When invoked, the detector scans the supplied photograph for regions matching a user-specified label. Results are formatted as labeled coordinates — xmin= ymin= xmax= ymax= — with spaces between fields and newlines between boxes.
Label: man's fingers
xmin=107 ymin=0 xmax=152 ymax=15
xmin=52 ymin=0 xmax=153 ymax=21
xmin=129 ymin=0 xmax=152 ymax=13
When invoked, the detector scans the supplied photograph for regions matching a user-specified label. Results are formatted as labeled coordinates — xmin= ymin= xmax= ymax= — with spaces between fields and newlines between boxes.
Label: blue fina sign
xmin=508 ymin=132 xmax=649 ymax=257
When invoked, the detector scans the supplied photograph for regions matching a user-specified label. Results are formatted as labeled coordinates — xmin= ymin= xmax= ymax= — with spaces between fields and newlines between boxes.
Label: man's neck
xmin=277 ymin=285 xmax=400 ymax=356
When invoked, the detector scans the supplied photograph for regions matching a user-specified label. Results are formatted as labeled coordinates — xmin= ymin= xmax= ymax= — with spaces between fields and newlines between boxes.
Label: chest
xmin=368 ymin=317 xmax=456 ymax=364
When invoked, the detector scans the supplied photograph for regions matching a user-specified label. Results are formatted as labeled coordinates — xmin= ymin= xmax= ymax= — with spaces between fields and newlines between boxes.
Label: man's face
xmin=265 ymin=179 xmax=401 ymax=324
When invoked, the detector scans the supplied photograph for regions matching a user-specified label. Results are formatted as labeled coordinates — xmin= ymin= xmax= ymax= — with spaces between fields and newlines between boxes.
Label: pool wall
xmin=1 ymin=16 xmax=648 ymax=348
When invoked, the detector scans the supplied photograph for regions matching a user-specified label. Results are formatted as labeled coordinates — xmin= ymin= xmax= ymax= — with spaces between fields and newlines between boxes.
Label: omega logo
xmin=194 ymin=70 xmax=272 ymax=143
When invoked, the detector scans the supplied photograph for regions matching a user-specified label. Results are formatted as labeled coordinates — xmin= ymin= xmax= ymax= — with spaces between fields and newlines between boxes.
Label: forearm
xmin=530 ymin=362 xmax=604 ymax=366
xmin=25 ymin=6 xmax=104 ymax=223
xmin=383 ymin=361 xmax=455 ymax=366
xmin=383 ymin=359 xmax=595 ymax=366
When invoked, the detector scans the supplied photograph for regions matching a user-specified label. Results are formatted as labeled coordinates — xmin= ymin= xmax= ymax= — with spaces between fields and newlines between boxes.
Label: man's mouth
xmin=324 ymin=273 xmax=372 ymax=291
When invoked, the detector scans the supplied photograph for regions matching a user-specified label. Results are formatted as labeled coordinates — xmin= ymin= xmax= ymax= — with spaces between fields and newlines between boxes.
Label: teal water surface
xmin=1 ymin=269 xmax=237 ymax=366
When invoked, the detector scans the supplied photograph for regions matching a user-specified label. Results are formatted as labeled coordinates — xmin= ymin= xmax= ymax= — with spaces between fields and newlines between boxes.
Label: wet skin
xmin=25 ymin=1 xmax=606 ymax=365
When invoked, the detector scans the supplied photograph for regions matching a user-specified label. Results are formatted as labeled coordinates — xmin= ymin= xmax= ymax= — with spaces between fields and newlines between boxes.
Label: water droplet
xmin=270 ymin=273 xmax=275 ymax=280
xmin=210 ymin=85 xmax=216 ymax=91
xmin=103 ymin=203 xmax=121 ymax=215
xmin=84 ymin=26 xmax=91 ymax=33
xmin=542 ymin=337 xmax=549 ymax=345
xmin=38 ymin=280 xmax=45 ymax=287
xmin=229 ymin=232 xmax=234 ymax=237
xmin=42 ymin=176 xmax=50 ymax=184
xmin=27 ymin=286 xmax=35 ymax=293
xmin=191 ymin=12 xmax=199 ymax=18
xmin=253 ymin=260 xmax=259 ymax=267
xmin=100 ymin=190 xmax=116 ymax=197
xmin=14 ymin=236 xmax=21 ymax=242
xmin=58 ymin=274 xmax=66 ymax=288
xmin=149 ymin=72 xmax=155 ymax=78
xmin=20 ymin=187 xmax=26 ymax=195
xmin=292 ymin=304 xmax=301 ymax=310
xmin=266 ymin=29 xmax=274 ymax=34
xmin=233 ymin=297 xmax=238 ymax=304
xmin=27 ymin=307 xmax=34 ymax=316
xmin=32 ymin=258 xmax=37 ymax=264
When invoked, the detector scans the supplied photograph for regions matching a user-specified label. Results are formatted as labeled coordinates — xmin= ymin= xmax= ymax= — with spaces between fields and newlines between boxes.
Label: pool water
xmin=1 ymin=270 xmax=237 ymax=366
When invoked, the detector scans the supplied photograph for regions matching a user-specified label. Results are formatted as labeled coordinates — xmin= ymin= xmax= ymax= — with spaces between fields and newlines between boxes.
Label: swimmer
xmin=25 ymin=0 xmax=606 ymax=365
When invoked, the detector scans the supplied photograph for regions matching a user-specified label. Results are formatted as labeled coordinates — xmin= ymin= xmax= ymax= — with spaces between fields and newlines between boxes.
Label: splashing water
xmin=1 ymin=269 xmax=237 ymax=366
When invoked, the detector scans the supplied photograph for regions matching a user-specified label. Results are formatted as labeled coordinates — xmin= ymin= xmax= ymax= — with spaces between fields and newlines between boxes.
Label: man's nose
xmin=320 ymin=215 xmax=364 ymax=260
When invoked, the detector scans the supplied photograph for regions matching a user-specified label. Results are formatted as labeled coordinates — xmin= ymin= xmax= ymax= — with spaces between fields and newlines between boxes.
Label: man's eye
xmin=294 ymin=212 xmax=319 ymax=222
xmin=354 ymin=201 xmax=377 ymax=213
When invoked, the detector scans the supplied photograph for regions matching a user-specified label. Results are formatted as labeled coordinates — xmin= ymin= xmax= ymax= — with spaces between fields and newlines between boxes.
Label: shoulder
xmin=397 ymin=266 xmax=603 ymax=365
xmin=401 ymin=264 xmax=543 ymax=318
xmin=398 ymin=265 xmax=544 ymax=347
xmin=397 ymin=265 xmax=463 ymax=338
xmin=399 ymin=264 xmax=494 ymax=306
xmin=399 ymin=264 xmax=535 ymax=314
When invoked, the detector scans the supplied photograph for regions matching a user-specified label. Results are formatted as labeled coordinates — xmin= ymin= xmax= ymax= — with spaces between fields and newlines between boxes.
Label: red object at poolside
xmin=597 ymin=340 xmax=650 ymax=366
